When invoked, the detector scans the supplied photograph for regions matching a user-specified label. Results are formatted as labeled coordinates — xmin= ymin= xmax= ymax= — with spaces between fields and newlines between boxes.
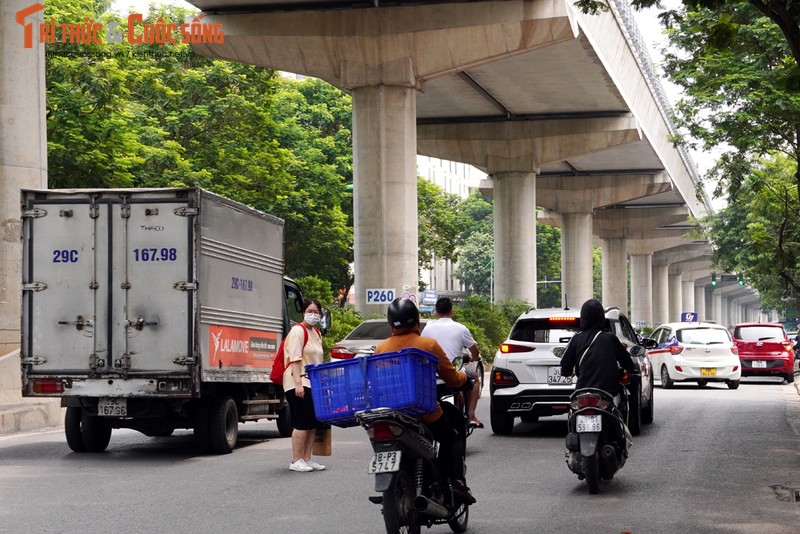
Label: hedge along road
xmin=1 ymin=378 xmax=799 ymax=533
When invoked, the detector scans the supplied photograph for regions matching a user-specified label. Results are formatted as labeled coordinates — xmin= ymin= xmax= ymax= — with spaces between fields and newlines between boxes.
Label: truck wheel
xmin=276 ymin=404 xmax=293 ymax=438
xmin=209 ymin=396 xmax=238 ymax=454
xmin=65 ymin=407 xmax=87 ymax=452
xmin=81 ymin=413 xmax=112 ymax=452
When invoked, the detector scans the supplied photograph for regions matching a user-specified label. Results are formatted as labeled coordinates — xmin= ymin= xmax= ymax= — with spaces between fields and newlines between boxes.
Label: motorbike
xmin=438 ymin=353 xmax=483 ymax=438
xmin=564 ymin=370 xmax=636 ymax=494
xmin=357 ymin=382 xmax=472 ymax=534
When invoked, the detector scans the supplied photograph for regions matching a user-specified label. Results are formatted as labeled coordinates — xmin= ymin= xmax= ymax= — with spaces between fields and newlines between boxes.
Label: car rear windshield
xmin=733 ymin=325 xmax=785 ymax=341
xmin=509 ymin=318 xmax=581 ymax=343
xmin=676 ymin=327 xmax=731 ymax=345
xmin=346 ymin=321 xmax=427 ymax=340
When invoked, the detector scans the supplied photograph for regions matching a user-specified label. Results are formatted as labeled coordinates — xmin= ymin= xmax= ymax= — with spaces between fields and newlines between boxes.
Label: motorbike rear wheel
xmin=383 ymin=470 xmax=420 ymax=534
xmin=582 ymin=453 xmax=601 ymax=494
xmin=447 ymin=502 xmax=469 ymax=533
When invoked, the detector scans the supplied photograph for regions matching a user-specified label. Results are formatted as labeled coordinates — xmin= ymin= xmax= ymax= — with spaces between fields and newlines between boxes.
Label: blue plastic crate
xmin=308 ymin=348 xmax=439 ymax=427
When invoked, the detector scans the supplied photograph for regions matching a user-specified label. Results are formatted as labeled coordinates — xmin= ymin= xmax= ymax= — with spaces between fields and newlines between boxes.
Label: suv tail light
xmin=500 ymin=343 xmax=533 ymax=354
xmin=331 ymin=345 xmax=355 ymax=359
xmin=491 ymin=368 xmax=519 ymax=387
xmin=670 ymin=345 xmax=684 ymax=355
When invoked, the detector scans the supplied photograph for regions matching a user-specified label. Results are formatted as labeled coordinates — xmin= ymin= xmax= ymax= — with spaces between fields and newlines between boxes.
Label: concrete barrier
xmin=0 ymin=349 xmax=63 ymax=435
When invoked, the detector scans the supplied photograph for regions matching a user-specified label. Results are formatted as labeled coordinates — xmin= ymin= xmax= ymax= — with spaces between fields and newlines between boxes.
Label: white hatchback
xmin=645 ymin=322 xmax=741 ymax=389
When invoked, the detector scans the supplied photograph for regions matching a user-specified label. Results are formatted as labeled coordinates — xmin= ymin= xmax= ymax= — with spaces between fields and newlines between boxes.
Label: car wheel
xmin=642 ymin=382 xmax=654 ymax=424
xmin=490 ymin=403 xmax=514 ymax=435
xmin=660 ymin=365 xmax=674 ymax=389
xmin=628 ymin=387 xmax=642 ymax=436
xmin=726 ymin=380 xmax=740 ymax=390
xmin=696 ymin=380 xmax=708 ymax=387
xmin=784 ymin=373 xmax=795 ymax=384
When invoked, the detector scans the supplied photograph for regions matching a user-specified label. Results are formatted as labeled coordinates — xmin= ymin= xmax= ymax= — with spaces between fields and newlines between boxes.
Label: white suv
xmin=645 ymin=321 xmax=741 ymax=389
xmin=489 ymin=306 xmax=654 ymax=435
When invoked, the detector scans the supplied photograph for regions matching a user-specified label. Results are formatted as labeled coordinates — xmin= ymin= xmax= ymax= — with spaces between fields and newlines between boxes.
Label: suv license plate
xmin=700 ymin=368 xmax=717 ymax=377
xmin=576 ymin=414 xmax=602 ymax=433
xmin=548 ymin=366 xmax=573 ymax=384
xmin=368 ymin=451 xmax=401 ymax=474
xmin=753 ymin=361 xmax=767 ymax=368
xmin=98 ymin=397 xmax=126 ymax=417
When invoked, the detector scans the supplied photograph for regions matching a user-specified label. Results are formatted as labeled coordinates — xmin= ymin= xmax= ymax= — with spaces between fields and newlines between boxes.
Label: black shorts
xmin=285 ymin=387 xmax=329 ymax=431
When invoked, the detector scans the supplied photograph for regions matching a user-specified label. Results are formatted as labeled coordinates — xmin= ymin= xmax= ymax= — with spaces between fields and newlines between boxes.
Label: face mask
xmin=304 ymin=313 xmax=321 ymax=325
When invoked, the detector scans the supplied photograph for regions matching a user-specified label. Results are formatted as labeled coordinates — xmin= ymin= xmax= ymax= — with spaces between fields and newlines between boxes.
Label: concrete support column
xmin=493 ymin=171 xmax=536 ymax=304
xmin=352 ymin=85 xmax=418 ymax=312
xmin=712 ymin=291 xmax=722 ymax=325
xmin=652 ymin=263 xmax=669 ymax=325
xmin=1 ymin=0 xmax=48 ymax=355
xmin=668 ymin=273 xmax=682 ymax=323
xmin=681 ymin=280 xmax=695 ymax=317
xmin=601 ymin=237 xmax=628 ymax=314
xmin=720 ymin=297 xmax=730 ymax=328
xmin=630 ymin=254 xmax=652 ymax=327
xmin=561 ymin=212 xmax=593 ymax=308
xmin=694 ymin=284 xmax=706 ymax=321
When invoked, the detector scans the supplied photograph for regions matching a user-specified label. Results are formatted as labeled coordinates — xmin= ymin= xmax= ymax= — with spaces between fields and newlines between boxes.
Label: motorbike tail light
xmin=367 ymin=421 xmax=404 ymax=442
xmin=670 ymin=345 xmax=684 ymax=355
xmin=492 ymin=369 xmax=519 ymax=387
xmin=570 ymin=394 xmax=608 ymax=410
xmin=500 ymin=343 xmax=533 ymax=354
xmin=331 ymin=345 xmax=355 ymax=359
xmin=619 ymin=370 xmax=631 ymax=385
xmin=580 ymin=409 xmax=597 ymax=415
xmin=730 ymin=346 xmax=738 ymax=355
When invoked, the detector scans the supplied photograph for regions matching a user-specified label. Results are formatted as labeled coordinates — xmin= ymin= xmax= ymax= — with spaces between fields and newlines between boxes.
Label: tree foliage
xmin=417 ymin=179 xmax=461 ymax=270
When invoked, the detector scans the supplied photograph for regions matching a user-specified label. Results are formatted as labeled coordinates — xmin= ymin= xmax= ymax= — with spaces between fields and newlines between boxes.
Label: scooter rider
xmin=374 ymin=298 xmax=476 ymax=505
xmin=560 ymin=299 xmax=636 ymax=421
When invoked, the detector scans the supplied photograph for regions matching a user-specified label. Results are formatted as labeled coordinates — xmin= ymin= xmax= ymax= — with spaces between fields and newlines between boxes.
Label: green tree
xmin=452 ymin=232 xmax=494 ymax=298
xmin=537 ymin=223 xmax=562 ymax=307
xmin=417 ymin=179 xmax=461 ymax=270
xmin=456 ymin=191 xmax=493 ymax=241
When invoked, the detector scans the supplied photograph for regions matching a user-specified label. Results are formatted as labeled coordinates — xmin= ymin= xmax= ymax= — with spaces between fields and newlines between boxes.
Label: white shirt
xmin=423 ymin=317 xmax=476 ymax=363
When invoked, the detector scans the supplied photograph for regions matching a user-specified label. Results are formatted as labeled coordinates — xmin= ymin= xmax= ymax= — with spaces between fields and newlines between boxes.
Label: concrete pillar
xmin=668 ymin=273 xmax=682 ymax=323
xmin=630 ymin=254 xmax=652 ymax=327
xmin=561 ymin=212 xmax=594 ymax=308
xmin=652 ymin=262 xmax=669 ymax=325
xmin=712 ymin=291 xmax=722 ymax=325
xmin=352 ymin=85 xmax=418 ymax=311
xmin=1 ymin=0 xmax=48 ymax=356
xmin=694 ymin=284 xmax=706 ymax=321
xmin=493 ymin=171 xmax=536 ymax=304
xmin=720 ymin=297 xmax=730 ymax=329
xmin=681 ymin=279 xmax=695 ymax=317
xmin=601 ymin=237 xmax=627 ymax=314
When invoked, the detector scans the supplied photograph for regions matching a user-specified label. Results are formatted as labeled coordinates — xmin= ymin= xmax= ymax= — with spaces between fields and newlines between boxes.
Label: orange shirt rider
xmin=374 ymin=325 xmax=467 ymax=424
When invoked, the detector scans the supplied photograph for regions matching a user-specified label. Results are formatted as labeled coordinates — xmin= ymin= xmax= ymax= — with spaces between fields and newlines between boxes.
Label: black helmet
xmin=387 ymin=298 xmax=419 ymax=328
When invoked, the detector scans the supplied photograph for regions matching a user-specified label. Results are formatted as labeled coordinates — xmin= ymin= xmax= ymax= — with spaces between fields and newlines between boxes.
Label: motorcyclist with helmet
xmin=560 ymin=299 xmax=636 ymax=431
xmin=374 ymin=297 xmax=476 ymax=505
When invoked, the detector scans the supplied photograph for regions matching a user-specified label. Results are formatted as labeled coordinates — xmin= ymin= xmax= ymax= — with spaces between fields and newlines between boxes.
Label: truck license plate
xmin=576 ymin=414 xmax=602 ymax=433
xmin=368 ymin=451 xmax=401 ymax=474
xmin=98 ymin=397 xmax=126 ymax=417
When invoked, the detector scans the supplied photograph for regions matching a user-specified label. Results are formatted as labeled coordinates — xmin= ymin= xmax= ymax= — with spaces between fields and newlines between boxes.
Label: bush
xmin=452 ymin=295 xmax=521 ymax=364
xmin=296 ymin=275 xmax=334 ymax=308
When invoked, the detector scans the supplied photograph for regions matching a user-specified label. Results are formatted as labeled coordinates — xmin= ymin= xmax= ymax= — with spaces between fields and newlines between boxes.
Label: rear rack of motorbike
xmin=355 ymin=408 xmax=429 ymax=434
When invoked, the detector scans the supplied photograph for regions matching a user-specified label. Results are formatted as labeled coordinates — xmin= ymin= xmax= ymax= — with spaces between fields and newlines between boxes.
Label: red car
xmin=732 ymin=323 xmax=796 ymax=384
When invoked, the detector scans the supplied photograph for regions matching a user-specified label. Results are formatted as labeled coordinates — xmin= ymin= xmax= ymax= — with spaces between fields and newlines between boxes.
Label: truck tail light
xmin=32 ymin=379 xmax=64 ymax=394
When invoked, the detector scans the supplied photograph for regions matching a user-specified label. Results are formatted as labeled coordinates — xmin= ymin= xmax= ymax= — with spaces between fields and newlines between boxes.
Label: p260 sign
xmin=365 ymin=288 xmax=395 ymax=304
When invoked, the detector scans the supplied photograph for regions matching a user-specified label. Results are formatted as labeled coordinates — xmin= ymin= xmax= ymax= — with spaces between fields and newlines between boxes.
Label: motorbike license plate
xmin=368 ymin=451 xmax=401 ymax=474
xmin=753 ymin=361 xmax=767 ymax=368
xmin=548 ymin=366 xmax=573 ymax=385
xmin=98 ymin=397 xmax=126 ymax=417
xmin=700 ymin=368 xmax=717 ymax=377
xmin=576 ymin=414 xmax=602 ymax=433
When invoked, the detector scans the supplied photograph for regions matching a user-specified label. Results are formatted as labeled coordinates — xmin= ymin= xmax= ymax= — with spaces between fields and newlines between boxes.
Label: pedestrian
xmin=283 ymin=298 xmax=329 ymax=472
xmin=422 ymin=296 xmax=484 ymax=429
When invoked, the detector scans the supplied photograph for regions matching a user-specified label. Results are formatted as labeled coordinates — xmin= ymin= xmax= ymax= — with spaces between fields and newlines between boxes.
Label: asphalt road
xmin=1 ymin=378 xmax=800 ymax=534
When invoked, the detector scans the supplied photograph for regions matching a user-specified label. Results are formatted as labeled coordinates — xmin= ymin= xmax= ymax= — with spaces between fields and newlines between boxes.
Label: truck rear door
xmin=22 ymin=191 xmax=195 ymax=377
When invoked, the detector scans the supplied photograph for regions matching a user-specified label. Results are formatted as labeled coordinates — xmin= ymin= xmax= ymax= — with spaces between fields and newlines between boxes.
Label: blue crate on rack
xmin=308 ymin=348 xmax=439 ymax=427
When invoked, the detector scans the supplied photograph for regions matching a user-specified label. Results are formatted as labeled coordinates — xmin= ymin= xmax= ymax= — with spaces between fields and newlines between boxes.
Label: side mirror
xmin=319 ymin=308 xmax=332 ymax=336
xmin=640 ymin=338 xmax=658 ymax=350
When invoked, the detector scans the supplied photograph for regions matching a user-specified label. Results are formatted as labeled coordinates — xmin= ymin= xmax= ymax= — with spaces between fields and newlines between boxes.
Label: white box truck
xmin=20 ymin=188 xmax=318 ymax=454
